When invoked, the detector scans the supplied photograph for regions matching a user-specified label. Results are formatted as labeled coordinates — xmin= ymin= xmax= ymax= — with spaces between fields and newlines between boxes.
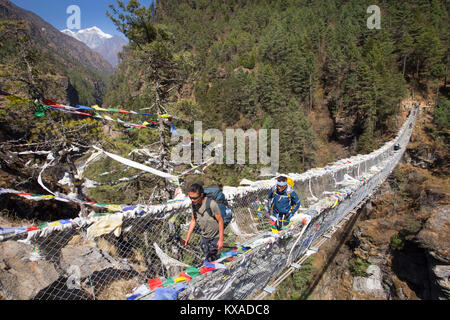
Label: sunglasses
xmin=189 ymin=195 xmax=201 ymax=200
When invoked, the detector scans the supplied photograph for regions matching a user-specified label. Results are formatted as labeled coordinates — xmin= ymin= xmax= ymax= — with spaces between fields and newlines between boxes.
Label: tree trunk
xmin=445 ymin=63 xmax=448 ymax=88
xmin=155 ymin=81 xmax=172 ymax=199
xmin=402 ymin=55 xmax=407 ymax=78
xmin=309 ymin=73 xmax=313 ymax=112
xmin=66 ymin=153 xmax=87 ymax=217
xmin=436 ymin=84 xmax=440 ymax=105
xmin=416 ymin=59 xmax=420 ymax=79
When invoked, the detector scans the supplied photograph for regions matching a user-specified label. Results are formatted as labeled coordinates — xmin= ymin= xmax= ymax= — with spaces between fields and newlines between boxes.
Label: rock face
xmin=352 ymin=265 xmax=387 ymax=298
xmin=60 ymin=244 xmax=132 ymax=279
xmin=416 ymin=206 xmax=450 ymax=299
xmin=308 ymin=163 xmax=449 ymax=300
xmin=0 ymin=241 xmax=59 ymax=300
xmin=0 ymin=239 xmax=136 ymax=300
xmin=416 ymin=207 xmax=449 ymax=263
xmin=331 ymin=111 xmax=358 ymax=146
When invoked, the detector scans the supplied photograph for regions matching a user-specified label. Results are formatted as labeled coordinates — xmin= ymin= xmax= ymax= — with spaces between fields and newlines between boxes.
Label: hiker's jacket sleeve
xmin=289 ymin=191 xmax=301 ymax=216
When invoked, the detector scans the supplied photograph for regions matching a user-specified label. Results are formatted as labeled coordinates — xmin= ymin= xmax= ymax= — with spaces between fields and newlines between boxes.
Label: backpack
xmin=203 ymin=186 xmax=233 ymax=226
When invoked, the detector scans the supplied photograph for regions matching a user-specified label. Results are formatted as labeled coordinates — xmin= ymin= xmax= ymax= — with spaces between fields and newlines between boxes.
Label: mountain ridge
xmin=61 ymin=26 xmax=127 ymax=67
xmin=0 ymin=0 xmax=114 ymax=74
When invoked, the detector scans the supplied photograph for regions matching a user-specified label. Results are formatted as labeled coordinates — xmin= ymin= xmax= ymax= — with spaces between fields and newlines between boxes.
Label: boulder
xmin=416 ymin=206 xmax=450 ymax=299
xmin=0 ymin=241 xmax=59 ymax=300
xmin=416 ymin=206 xmax=450 ymax=264
xmin=60 ymin=244 xmax=133 ymax=280
xmin=432 ymin=264 xmax=450 ymax=299
xmin=352 ymin=264 xmax=387 ymax=299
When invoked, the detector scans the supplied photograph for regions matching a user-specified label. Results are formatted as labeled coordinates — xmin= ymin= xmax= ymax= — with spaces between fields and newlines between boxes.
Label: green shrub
xmin=349 ymin=258 xmax=370 ymax=276
xmin=390 ymin=233 xmax=405 ymax=251
xmin=272 ymin=256 xmax=315 ymax=300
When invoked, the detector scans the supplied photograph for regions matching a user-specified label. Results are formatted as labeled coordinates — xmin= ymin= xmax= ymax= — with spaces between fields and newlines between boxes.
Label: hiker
xmin=183 ymin=183 xmax=224 ymax=262
xmin=267 ymin=175 xmax=301 ymax=231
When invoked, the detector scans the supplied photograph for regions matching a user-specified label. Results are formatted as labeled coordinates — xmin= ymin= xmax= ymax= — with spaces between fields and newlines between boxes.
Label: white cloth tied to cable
xmin=93 ymin=146 xmax=179 ymax=184
xmin=37 ymin=153 xmax=56 ymax=195
xmin=154 ymin=242 xmax=190 ymax=269
xmin=86 ymin=212 xmax=124 ymax=240
xmin=77 ymin=150 xmax=104 ymax=179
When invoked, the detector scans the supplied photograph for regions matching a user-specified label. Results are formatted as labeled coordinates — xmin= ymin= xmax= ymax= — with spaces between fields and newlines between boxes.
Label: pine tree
xmin=107 ymin=0 xmax=190 ymax=197
xmin=278 ymin=98 xmax=316 ymax=172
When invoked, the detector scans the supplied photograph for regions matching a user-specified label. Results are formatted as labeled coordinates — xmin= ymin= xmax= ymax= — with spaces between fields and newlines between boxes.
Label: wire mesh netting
xmin=0 ymin=108 xmax=418 ymax=300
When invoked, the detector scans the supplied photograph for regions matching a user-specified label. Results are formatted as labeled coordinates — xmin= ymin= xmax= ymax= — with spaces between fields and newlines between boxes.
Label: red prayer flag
xmin=148 ymin=278 xmax=163 ymax=290
xmin=44 ymin=99 xmax=64 ymax=108
xmin=74 ymin=110 xmax=93 ymax=117
xmin=199 ymin=266 xmax=215 ymax=274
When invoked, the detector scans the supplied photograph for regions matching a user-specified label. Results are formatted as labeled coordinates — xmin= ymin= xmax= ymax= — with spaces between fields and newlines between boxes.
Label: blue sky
xmin=10 ymin=0 xmax=154 ymax=40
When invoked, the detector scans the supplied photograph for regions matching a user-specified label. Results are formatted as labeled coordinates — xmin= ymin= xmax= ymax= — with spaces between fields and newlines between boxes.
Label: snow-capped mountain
xmin=61 ymin=26 xmax=127 ymax=67
xmin=61 ymin=26 xmax=113 ymax=49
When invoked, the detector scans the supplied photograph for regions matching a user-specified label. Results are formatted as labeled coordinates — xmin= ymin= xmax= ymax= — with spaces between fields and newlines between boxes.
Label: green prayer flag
xmin=93 ymin=212 xmax=109 ymax=217
xmin=38 ymin=222 xmax=49 ymax=229
xmin=185 ymin=266 xmax=200 ymax=278
xmin=34 ymin=104 xmax=48 ymax=117
xmin=163 ymin=277 xmax=175 ymax=287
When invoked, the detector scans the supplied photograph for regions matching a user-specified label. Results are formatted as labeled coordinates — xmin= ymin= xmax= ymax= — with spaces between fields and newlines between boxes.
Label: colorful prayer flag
xmin=148 ymin=278 xmax=163 ymax=290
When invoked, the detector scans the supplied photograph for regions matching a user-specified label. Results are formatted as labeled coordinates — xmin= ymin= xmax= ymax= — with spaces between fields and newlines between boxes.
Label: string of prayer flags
xmin=0 ymin=90 xmax=180 ymax=128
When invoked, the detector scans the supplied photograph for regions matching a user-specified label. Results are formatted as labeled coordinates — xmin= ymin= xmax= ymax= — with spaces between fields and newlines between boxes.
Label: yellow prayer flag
xmin=174 ymin=277 xmax=187 ymax=283
xmin=92 ymin=105 xmax=108 ymax=111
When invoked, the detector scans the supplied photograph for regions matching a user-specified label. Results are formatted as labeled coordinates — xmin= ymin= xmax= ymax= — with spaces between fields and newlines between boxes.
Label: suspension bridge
xmin=0 ymin=105 xmax=419 ymax=300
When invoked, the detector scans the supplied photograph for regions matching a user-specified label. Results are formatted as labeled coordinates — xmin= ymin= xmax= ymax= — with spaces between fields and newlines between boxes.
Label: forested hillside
xmin=0 ymin=0 xmax=447 ymax=208
xmin=105 ymin=0 xmax=447 ymax=183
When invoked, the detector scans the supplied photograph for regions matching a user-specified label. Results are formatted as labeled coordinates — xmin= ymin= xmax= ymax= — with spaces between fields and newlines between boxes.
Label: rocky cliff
xmin=304 ymin=104 xmax=449 ymax=300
